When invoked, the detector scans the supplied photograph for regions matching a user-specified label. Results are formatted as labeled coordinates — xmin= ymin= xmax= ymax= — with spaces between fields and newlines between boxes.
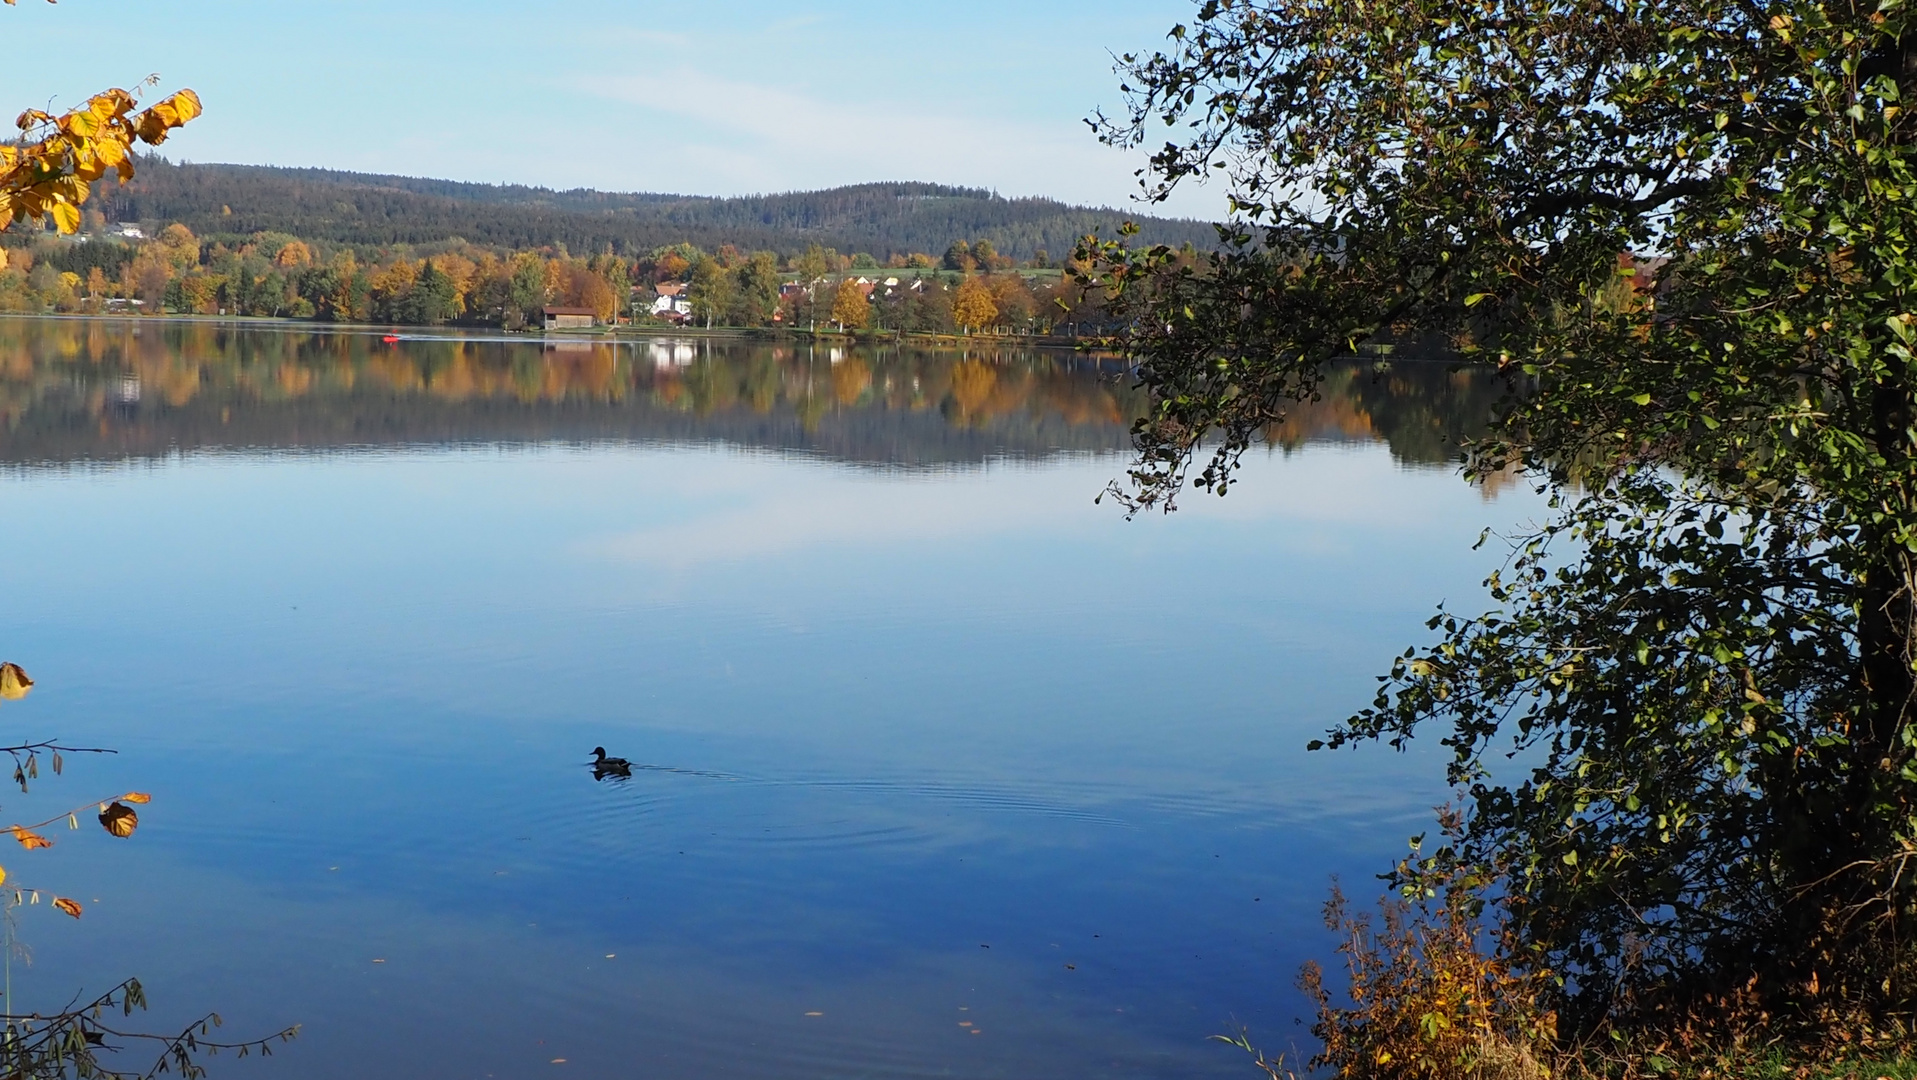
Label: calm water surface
xmin=0 ymin=317 xmax=1536 ymax=1079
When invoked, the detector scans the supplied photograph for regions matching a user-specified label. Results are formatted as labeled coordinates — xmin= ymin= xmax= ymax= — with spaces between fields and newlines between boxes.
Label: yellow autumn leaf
xmin=52 ymin=897 xmax=81 ymax=919
xmin=0 ymin=663 xmax=32 ymax=700
xmin=99 ymin=802 xmax=137 ymax=838
xmin=93 ymin=135 xmax=125 ymax=166
xmin=122 ymin=792 xmax=151 ymax=805
xmin=49 ymin=200 xmax=78 ymax=234
xmin=169 ymin=89 xmax=203 ymax=124
xmin=9 ymin=827 xmax=51 ymax=850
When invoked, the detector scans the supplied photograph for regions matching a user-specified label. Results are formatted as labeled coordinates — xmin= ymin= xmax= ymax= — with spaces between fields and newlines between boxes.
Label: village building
xmin=542 ymin=306 xmax=597 ymax=330
xmin=648 ymin=282 xmax=692 ymax=321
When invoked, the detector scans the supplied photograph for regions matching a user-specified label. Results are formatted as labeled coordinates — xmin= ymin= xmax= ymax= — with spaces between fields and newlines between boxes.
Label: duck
xmin=590 ymin=746 xmax=632 ymax=780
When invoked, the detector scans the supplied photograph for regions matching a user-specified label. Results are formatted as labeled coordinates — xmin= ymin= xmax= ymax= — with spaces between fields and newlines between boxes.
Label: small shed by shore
xmin=542 ymin=306 xmax=596 ymax=329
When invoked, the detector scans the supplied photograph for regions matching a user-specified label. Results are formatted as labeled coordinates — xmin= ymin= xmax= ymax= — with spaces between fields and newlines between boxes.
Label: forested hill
xmin=89 ymin=160 xmax=1217 ymax=259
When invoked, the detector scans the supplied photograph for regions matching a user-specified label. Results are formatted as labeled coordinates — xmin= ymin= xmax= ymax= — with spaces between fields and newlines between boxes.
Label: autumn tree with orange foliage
xmin=273 ymin=240 xmax=313 ymax=269
xmin=369 ymin=259 xmax=420 ymax=322
xmin=952 ymin=276 xmax=998 ymax=334
xmin=558 ymin=261 xmax=617 ymax=322
xmin=831 ymin=281 xmax=871 ymax=331
xmin=654 ymin=250 xmax=691 ymax=283
xmin=986 ymin=275 xmax=1036 ymax=330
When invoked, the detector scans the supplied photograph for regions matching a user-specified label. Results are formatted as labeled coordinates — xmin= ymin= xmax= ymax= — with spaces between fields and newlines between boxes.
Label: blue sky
xmin=1 ymin=0 xmax=1228 ymax=219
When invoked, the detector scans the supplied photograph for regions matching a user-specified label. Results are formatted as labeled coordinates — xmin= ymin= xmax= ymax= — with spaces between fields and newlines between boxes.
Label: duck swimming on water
xmin=590 ymin=746 xmax=632 ymax=780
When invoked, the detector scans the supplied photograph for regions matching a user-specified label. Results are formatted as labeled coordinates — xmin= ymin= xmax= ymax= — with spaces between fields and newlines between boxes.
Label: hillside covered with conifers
xmin=88 ymin=159 xmax=1216 ymax=260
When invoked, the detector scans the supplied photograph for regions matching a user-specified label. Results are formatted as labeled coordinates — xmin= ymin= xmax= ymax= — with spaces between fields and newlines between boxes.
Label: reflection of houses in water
xmin=0 ymin=320 xmax=1346 ymax=468
xmin=649 ymin=341 xmax=697 ymax=369
xmin=111 ymin=373 xmax=141 ymax=418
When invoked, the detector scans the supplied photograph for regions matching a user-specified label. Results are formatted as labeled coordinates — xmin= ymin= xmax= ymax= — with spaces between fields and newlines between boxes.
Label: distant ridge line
xmin=188 ymin=166 xmax=1019 ymax=208
xmin=90 ymin=159 xmax=1217 ymax=259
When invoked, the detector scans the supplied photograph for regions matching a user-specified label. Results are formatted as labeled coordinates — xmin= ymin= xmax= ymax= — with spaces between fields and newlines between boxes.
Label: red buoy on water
xmin=381 ymin=335 xmax=400 ymax=343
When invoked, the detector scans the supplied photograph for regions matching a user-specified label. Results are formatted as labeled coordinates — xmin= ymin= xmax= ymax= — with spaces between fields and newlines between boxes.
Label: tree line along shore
xmin=0 ymin=222 xmax=1145 ymax=338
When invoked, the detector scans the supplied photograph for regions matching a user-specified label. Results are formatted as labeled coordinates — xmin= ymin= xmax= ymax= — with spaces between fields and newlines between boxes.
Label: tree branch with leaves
xmin=1087 ymin=0 xmax=1917 ymax=1049
xmin=0 ymin=661 xmax=297 ymax=1079
xmin=2 ymin=0 xmax=200 ymax=234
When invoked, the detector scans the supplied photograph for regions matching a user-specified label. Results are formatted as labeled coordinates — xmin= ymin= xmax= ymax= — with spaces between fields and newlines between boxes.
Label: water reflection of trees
xmin=0 ymin=319 xmax=1500 ymax=469
xmin=1265 ymin=361 xmax=1506 ymax=465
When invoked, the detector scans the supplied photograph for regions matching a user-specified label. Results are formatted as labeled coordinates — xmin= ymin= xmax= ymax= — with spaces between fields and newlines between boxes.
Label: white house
xmin=650 ymin=282 xmax=692 ymax=319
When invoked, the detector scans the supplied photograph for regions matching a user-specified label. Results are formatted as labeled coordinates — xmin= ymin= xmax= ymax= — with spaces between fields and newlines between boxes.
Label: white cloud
xmin=577 ymin=67 xmax=1225 ymax=217
xmin=0 ymin=0 xmax=1234 ymax=217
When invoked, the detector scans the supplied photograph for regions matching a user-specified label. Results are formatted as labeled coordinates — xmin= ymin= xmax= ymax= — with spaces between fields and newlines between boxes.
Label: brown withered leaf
xmin=0 ymin=663 xmax=32 ymax=701
xmin=10 ymin=827 xmax=51 ymax=850
xmin=121 ymin=792 xmax=151 ymax=805
xmin=99 ymin=802 xmax=137 ymax=838
xmin=52 ymin=897 xmax=81 ymax=919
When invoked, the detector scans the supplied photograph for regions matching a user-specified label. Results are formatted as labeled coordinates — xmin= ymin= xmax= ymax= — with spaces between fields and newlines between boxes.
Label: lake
xmin=0 ymin=316 xmax=1536 ymax=1079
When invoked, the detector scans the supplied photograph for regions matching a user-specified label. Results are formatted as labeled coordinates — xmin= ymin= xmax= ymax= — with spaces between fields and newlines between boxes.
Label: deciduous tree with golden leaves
xmin=952 ymin=276 xmax=998 ymax=334
xmin=831 ymin=280 xmax=870 ymax=331
xmin=274 ymin=239 xmax=313 ymax=269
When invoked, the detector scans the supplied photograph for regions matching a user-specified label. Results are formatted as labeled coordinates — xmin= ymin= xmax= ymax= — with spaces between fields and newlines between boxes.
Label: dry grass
xmin=1291 ymin=881 xmax=1557 ymax=1080
xmin=1222 ymin=880 xmax=1917 ymax=1080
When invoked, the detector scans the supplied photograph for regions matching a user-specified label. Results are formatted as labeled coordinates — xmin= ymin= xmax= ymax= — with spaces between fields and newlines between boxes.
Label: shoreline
xmin=5 ymin=310 xmax=1111 ymax=350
